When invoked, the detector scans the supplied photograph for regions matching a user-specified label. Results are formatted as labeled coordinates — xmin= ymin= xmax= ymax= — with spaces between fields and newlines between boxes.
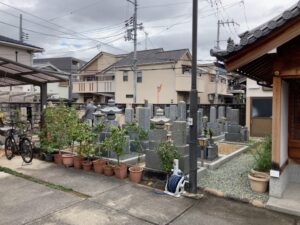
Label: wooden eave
xmin=223 ymin=16 xmax=300 ymax=84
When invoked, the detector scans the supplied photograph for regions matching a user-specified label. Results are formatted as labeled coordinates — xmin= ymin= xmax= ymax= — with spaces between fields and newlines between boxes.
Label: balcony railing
xmin=72 ymin=80 xmax=115 ymax=93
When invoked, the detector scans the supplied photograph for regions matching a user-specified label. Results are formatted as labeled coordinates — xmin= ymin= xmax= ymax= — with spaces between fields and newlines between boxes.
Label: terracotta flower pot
xmin=62 ymin=154 xmax=74 ymax=167
xmin=103 ymin=165 xmax=114 ymax=176
xmin=93 ymin=159 xmax=107 ymax=173
xmin=129 ymin=166 xmax=143 ymax=183
xmin=82 ymin=160 xmax=93 ymax=172
xmin=54 ymin=153 xmax=63 ymax=165
xmin=73 ymin=156 xmax=82 ymax=169
xmin=114 ymin=164 xmax=128 ymax=179
xmin=248 ymin=172 xmax=270 ymax=193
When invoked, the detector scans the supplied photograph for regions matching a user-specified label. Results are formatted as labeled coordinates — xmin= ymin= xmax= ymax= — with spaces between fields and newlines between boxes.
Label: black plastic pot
xmin=44 ymin=153 xmax=54 ymax=162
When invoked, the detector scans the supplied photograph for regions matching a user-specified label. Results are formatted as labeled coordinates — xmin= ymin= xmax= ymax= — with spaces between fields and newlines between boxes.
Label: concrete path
xmin=267 ymin=183 xmax=300 ymax=217
xmin=0 ymin=156 xmax=299 ymax=225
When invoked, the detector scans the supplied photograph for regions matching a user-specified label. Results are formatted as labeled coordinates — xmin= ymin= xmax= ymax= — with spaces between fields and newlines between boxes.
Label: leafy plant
xmin=75 ymin=122 xmax=96 ymax=160
xmin=94 ymin=118 xmax=106 ymax=134
xmin=252 ymin=135 xmax=272 ymax=172
xmin=125 ymin=122 xmax=148 ymax=163
xmin=102 ymin=127 xmax=127 ymax=165
xmin=204 ymin=128 xmax=213 ymax=139
xmin=65 ymin=107 xmax=80 ymax=153
xmin=156 ymin=141 xmax=179 ymax=173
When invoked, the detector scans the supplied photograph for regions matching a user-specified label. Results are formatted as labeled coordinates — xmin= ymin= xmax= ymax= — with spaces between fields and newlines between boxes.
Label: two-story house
xmin=0 ymin=35 xmax=43 ymax=94
xmin=73 ymin=48 xmax=208 ymax=104
xmin=33 ymin=57 xmax=86 ymax=99
xmin=197 ymin=63 xmax=234 ymax=104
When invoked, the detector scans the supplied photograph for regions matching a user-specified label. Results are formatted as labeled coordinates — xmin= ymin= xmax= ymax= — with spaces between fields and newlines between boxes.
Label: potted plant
xmin=156 ymin=141 xmax=179 ymax=174
xmin=92 ymin=145 xmax=107 ymax=173
xmin=103 ymin=162 xmax=114 ymax=176
xmin=62 ymin=107 xmax=79 ymax=167
xmin=127 ymin=124 xmax=148 ymax=183
xmin=102 ymin=127 xmax=128 ymax=179
xmin=92 ymin=121 xmax=107 ymax=173
xmin=248 ymin=136 xmax=272 ymax=193
xmin=43 ymin=102 xmax=69 ymax=165
xmin=40 ymin=139 xmax=55 ymax=162
xmin=75 ymin=122 xmax=95 ymax=171
xmin=81 ymin=143 xmax=94 ymax=171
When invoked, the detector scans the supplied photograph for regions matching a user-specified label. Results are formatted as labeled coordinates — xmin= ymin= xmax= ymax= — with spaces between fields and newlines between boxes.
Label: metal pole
xmin=214 ymin=20 xmax=221 ymax=104
xmin=19 ymin=14 xmax=23 ymax=43
xmin=189 ymin=0 xmax=198 ymax=194
xmin=216 ymin=20 xmax=220 ymax=49
xmin=133 ymin=0 xmax=137 ymax=104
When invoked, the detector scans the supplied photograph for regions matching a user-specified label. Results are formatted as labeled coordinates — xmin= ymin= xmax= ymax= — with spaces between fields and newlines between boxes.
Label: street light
xmin=198 ymin=137 xmax=208 ymax=167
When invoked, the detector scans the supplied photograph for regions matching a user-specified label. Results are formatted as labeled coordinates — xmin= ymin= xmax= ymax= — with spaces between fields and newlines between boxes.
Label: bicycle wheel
xmin=20 ymin=138 xmax=33 ymax=163
xmin=5 ymin=137 xmax=16 ymax=160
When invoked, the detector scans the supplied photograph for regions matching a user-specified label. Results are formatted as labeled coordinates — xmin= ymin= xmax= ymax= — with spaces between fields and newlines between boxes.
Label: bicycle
xmin=4 ymin=121 xmax=33 ymax=163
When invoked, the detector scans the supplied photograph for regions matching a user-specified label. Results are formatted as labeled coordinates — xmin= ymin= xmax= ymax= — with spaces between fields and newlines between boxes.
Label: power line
xmin=48 ymin=0 xmax=102 ymax=21
xmin=241 ymin=0 xmax=249 ymax=30
xmin=0 ymin=1 xmax=128 ymax=53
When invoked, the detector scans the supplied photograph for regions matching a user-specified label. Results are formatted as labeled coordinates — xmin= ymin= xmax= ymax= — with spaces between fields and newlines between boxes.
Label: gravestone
xmin=137 ymin=107 xmax=151 ymax=131
xmin=197 ymin=108 xmax=203 ymax=136
xmin=165 ymin=106 xmax=170 ymax=118
xmin=148 ymin=104 xmax=154 ymax=118
xmin=218 ymin=106 xmax=225 ymax=119
xmin=226 ymin=106 xmax=232 ymax=119
xmin=169 ymin=105 xmax=178 ymax=121
xmin=125 ymin=108 xmax=134 ymax=123
xmin=135 ymin=106 xmax=142 ymax=122
xmin=209 ymin=106 xmax=217 ymax=123
xmin=177 ymin=101 xmax=186 ymax=121
xmin=145 ymin=108 xmax=169 ymax=170
xmin=171 ymin=121 xmax=189 ymax=174
xmin=231 ymin=109 xmax=240 ymax=125
xmin=207 ymin=106 xmax=220 ymax=136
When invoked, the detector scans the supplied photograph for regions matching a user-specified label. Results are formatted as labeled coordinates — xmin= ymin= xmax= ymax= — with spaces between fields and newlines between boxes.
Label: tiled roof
xmin=211 ymin=1 xmax=300 ymax=59
xmin=111 ymin=48 xmax=190 ymax=68
xmin=0 ymin=35 xmax=43 ymax=51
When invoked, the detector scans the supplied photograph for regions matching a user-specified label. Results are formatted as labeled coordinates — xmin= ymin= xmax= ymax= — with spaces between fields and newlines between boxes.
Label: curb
xmin=203 ymin=187 xmax=266 ymax=208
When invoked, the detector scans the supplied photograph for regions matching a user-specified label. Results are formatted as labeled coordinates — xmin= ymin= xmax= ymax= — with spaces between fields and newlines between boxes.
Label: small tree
xmin=156 ymin=141 xmax=179 ymax=173
xmin=75 ymin=122 xmax=95 ymax=160
xmin=125 ymin=122 xmax=148 ymax=163
xmin=65 ymin=107 xmax=80 ymax=153
xmin=102 ymin=127 xmax=127 ymax=166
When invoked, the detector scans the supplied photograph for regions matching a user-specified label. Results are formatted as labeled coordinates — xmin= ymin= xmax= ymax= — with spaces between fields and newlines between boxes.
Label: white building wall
xmin=0 ymin=45 xmax=35 ymax=93
xmin=246 ymin=78 xmax=273 ymax=97
xmin=47 ymin=83 xmax=68 ymax=99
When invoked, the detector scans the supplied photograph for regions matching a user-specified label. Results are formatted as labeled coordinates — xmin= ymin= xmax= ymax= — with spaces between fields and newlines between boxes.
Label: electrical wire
xmin=241 ymin=0 xmax=249 ymax=30
xmin=0 ymin=1 xmax=128 ymax=53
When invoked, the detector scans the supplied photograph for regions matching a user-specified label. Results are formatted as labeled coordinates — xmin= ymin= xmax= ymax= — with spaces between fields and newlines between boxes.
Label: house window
xmin=126 ymin=94 xmax=133 ymax=98
xmin=123 ymin=71 xmax=128 ymax=82
xmin=210 ymin=75 xmax=215 ymax=82
xmin=137 ymin=71 xmax=142 ymax=83
xmin=182 ymin=65 xmax=192 ymax=74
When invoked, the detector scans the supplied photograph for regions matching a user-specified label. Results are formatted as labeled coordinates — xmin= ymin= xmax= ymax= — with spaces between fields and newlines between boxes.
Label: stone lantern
xmin=100 ymin=99 xmax=122 ymax=127
xmin=150 ymin=108 xmax=170 ymax=129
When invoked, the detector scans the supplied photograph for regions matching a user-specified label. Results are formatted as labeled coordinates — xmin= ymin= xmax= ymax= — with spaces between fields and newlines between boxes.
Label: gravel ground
xmin=198 ymin=148 xmax=269 ymax=203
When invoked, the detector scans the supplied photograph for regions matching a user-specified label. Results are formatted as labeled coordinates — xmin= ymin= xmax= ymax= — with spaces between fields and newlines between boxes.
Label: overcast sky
xmin=0 ymin=0 xmax=297 ymax=62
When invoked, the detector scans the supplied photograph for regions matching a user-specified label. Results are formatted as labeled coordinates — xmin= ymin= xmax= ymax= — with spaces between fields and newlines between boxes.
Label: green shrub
xmin=252 ymin=135 xmax=272 ymax=172
xmin=156 ymin=141 xmax=179 ymax=173
xmin=102 ymin=127 xmax=127 ymax=165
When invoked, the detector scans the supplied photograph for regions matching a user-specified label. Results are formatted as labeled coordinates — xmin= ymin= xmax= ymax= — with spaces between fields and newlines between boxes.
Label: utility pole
xmin=214 ymin=20 xmax=239 ymax=104
xmin=19 ymin=14 xmax=23 ymax=43
xmin=125 ymin=0 xmax=143 ymax=104
xmin=188 ymin=0 xmax=198 ymax=194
